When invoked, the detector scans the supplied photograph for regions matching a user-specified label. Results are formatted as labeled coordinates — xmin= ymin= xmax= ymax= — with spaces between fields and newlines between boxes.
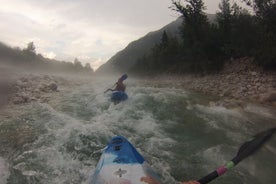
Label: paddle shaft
xmin=104 ymin=83 xmax=117 ymax=93
xmin=104 ymin=88 xmax=113 ymax=93
xmin=197 ymin=159 xmax=237 ymax=184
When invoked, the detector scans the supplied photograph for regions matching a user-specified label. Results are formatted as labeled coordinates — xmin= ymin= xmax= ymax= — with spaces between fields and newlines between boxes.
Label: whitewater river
xmin=0 ymin=78 xmax=275 ymax=184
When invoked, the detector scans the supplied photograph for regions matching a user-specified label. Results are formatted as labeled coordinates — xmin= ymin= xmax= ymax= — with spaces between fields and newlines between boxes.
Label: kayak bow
xmin=89 ymin=136 xmax=160 ymax=184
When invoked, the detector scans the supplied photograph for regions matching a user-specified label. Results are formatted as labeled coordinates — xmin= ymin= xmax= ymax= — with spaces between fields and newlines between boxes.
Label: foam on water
xmin=244 ymin=103 xmax=276 ymax=120
xmin=7 ymin=82 xmax=177 ymax=183
xmin=8 ymin=103 xmax=92 ymax=183
xmin=193 ymin=104 xmax=254 ymax=143
xmin=0 ymin=157 xmax=10 ymax=184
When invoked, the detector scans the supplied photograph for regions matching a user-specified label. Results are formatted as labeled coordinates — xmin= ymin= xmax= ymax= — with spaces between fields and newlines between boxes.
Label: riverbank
xmin=0 ymin=73 xmax=58 ymax=110
xmin=0 ymin=68 xmax=91 ymax=109
xmin=142 ymin=57 xmax=276 ymax=108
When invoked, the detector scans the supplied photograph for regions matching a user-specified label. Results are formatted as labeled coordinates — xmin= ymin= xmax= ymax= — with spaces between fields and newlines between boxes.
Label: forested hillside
xmin=97 ymin=0 xmax=276 ymax=75
xmin=131 ymin=0 xmax=276 ymax=75
xmin=0 ymin=42 xmax=94 ymax=75
xmin=96 ymin=17 xmax=183 ymax=74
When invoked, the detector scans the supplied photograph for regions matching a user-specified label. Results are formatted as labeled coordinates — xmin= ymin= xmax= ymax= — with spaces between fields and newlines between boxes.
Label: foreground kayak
xmin=111 ymin=91 xmax=128 ymax=102
xmin=89 ymin=136 xmax=161 ymax=184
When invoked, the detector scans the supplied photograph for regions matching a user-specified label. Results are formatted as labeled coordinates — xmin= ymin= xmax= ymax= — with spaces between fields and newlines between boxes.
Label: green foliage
xmin=26 ymin=42 xmax=36 ymax=53
xmin=171 ymin=0 xmax=208 ymax=44
xmin=216 ymin=0 xmax=232 ymax=50
xmin=74 ymin=58 xmax=83 ymax=70
xmin=130 ymin=31 xmax=180 ymax=74
xmin=129 ymin=0 xmax=276 ymax=75
xmin=171 ymin=0 xmax=207 ymax=25
xmin=85 ymin=63 xmax=93 ymax=72
xmin=242 ymin=0 xmax=276 ymax=68
xmin=216 ymin=1 xmax=260 ymax=58
xmin=160 ymin=31 xmax=169 ymax=49
xmin=171 ymin=0 xmax=223 ymax=73
xmin=231 ymin=11 xmax=259 ymax=57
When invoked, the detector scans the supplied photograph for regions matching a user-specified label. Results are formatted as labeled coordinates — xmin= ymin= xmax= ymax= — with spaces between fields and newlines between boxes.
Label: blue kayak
xmin=89 ymin=136 xmax=161 ymax=184
xmin=111 ymin=91 xmax=128 ymax=102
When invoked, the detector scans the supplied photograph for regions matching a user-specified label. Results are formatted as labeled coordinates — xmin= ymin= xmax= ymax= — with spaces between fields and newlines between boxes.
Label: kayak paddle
xmin=104 ymin=88 xmax=113 ymax=93
xmin=104 ymin=83 xmax=117 ymax=93
xmin=198 ymin=127 xmax=276 ymax=184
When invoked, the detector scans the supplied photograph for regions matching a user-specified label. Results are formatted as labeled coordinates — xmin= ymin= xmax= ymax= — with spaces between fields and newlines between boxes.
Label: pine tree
xmin=242 ymin=0 xmax=276 ymax=68
xmin=26 ymin=42 xmax=36 ymax=54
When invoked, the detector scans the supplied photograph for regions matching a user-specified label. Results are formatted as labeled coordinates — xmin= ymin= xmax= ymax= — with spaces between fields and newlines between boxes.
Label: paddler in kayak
xmin=113 ymin=74 xmax=127 ymax=92
xmin=104 ymin=74 xmax=128 ymax=93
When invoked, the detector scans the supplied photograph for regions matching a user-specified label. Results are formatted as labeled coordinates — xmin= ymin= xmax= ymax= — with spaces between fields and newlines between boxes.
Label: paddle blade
xmin=233 ymin=127 xmax=276 ymax=164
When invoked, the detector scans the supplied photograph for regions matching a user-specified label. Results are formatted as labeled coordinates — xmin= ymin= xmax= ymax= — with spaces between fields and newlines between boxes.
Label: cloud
xmin=91 ymin=58 xmax=109 ymax=71
xmin=44 ymin=51 xmax=56 ymax=59
xmin=75 ymin=56 xmax=108 ymax=71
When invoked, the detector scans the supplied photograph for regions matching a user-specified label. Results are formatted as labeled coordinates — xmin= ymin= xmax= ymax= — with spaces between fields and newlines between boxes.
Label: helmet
xmin=120 ymin=74 xmax=128 ymax=81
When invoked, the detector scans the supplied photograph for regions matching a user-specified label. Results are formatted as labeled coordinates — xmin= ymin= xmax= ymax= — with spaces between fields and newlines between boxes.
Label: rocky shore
xmin=151 ymin=57 xmax=276 ymax=108
xmin=11 ymin=75 xmax=60 ymax=104
xmin=0 ymin=72 xmax=63 ymax=108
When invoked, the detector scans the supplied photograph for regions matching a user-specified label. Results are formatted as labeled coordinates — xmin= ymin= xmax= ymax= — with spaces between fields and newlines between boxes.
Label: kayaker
xmin=104 ymin=74 xmax=128 ymax=93
xmin=111 ymin=74 xmax=127 ymax=92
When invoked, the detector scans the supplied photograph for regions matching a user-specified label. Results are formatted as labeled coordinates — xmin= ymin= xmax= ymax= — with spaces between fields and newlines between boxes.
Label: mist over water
xmin=0 ymin=77 xmax=275 ymax=184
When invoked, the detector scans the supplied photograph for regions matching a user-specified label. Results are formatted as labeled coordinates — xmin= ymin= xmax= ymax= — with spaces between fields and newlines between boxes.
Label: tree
xmin=21 ymin=41 xmax=37 ymax=62
xmin=160 ymin=31 xmax=169 ymax=49
xmin=85 ymin=63 xmax=94 ymax=73
xmin=85 ymin=63 xmax=91 ymax=69
xmin=170 ymin=0 xmax=223 ymax=73
xmin=242 ymin=0 xmax=276 ymax=68
xmin=26 ymin=42 xmax=36 ymax=54
xmin=216 ymin=0 xmax=233 ymax=57
xmin=170 ymin=0 xmax=207 ymax=23
xmin=171 ymin=0 xmax=208 ymax=44
xmin=231 ymin=9 xmax=259 ymax=57
xmin=217 ymin=0 xmax=232 ymax=37
xmin=74 ymin=58 xmax=83 ymax=71
xmin=215 ymin=0 xmax=258 ymax=58
xmin=243 ymin=0 xmax=276 ymax=31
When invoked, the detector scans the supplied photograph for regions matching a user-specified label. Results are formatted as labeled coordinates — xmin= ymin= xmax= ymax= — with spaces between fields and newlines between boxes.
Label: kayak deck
xmin=111 ymin=91 xmax=128 ymax=102
xmin=89 ymin=136 xmax=160 ymax=184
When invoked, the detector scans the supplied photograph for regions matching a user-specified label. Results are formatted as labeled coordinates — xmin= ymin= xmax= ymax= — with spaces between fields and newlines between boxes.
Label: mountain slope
xmin=96 ymin=18 xmax=183 ymax=74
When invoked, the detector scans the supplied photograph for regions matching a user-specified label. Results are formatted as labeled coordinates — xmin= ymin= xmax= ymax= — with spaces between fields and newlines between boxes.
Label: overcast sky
xmin=0 ymin=0 xmax=242 ymax=70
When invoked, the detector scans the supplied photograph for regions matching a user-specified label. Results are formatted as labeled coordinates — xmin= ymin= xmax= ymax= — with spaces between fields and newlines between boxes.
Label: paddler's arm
xmin=107 ymin=83 xmax=118 ymax=92
xmin=140 ymin=176 xmax=160 ymax=184
xmin=181 ymin=181 xmax=200 ymax=184
xmin=111 ymin=82 xmax=119 ymax=91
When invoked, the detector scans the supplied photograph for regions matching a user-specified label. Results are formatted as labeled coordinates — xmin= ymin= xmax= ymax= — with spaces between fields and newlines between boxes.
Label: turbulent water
xmin=0 ymin=77 xmax=275 ymax=184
